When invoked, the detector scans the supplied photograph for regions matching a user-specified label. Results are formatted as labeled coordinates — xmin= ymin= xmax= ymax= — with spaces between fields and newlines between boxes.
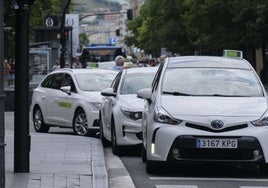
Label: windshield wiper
xmin=212 ymin=94 xmax=251 ymax=97
xmin=163 ymin=91 xmax=192 ymax=96
xmin=163 ymin=92 xmax=252 ymax=97
xmin=199 ymin=94 xmax=251 ymax=97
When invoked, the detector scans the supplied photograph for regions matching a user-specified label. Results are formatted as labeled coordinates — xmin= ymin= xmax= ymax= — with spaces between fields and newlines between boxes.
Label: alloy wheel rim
xmin=34 ymin=110 xmax=42 ymax=130
xmin=74 ymin=113 xmax=88 ymax=135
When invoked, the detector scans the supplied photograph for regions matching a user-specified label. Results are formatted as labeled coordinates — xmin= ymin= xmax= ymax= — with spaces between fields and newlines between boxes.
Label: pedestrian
xmin=3 ymin=59 xmax=10 ymax=86
xmin=80 ymin=49 xmax=90 ymax=68
xmin=52 ymin=59 xmax=60 ymax=70
xmin=8 ymin=59 xmax=15 ymax=86
xmin=148 ymin=59 xmax=157 ymax=67
xmin=159 ymin=54 xmax=166 ymax=65
xmin=113 ymin=55 xmax=125 ymax=71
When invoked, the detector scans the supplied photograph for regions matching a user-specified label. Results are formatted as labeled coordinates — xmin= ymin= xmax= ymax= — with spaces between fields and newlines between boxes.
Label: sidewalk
xmin=5 ymin=113 xmax=108 ymax=188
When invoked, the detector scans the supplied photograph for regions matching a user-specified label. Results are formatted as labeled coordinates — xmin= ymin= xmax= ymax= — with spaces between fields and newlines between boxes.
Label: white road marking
xmin=156 ymin=185 xmax=198 ymax=188
xmin=154 ymin=186 xmax=268 ymax=188
xmin=150 ymin=177 xmax=268 ymax=182
xmin=240 ymin=186 xmax=268 ymax=188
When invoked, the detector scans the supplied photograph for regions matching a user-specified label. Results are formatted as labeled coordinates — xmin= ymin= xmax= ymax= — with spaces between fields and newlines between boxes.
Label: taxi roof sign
xmin=223 ymin=50 xmax=243 ymax=59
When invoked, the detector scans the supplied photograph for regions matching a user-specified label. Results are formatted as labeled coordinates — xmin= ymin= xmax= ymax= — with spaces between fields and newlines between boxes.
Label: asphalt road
xmin=120 ymin=147 xmax=268 ymax=188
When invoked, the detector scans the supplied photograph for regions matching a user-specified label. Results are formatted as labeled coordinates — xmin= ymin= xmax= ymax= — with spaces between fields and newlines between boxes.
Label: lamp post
xmin=14 ymin=0 xmax=35 ymax=173
xmin=0 ymin=1 xmax=5 ymax=187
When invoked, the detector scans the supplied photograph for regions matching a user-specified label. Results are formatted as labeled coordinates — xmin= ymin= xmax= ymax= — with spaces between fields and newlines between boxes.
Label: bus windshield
xmin=81 ymin=45 xmax=125 ymax=63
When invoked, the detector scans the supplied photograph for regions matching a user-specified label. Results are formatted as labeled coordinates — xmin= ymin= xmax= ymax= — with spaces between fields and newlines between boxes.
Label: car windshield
xmin=120 ymin=73 xmax=155 ymax=94
xmin=162 ymin=68 xmax=263 ymax=97
xmin=75 ymin=73 xmax=116 ymax=91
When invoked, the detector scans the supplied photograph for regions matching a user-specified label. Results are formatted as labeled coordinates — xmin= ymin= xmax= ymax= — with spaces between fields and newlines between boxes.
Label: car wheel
xmin=33 ymin=106 xmax=50 ymax=133
xmin=100 ymin=113 xmax=110 ymax=147
xmin=142 ymin=144 xmax=147 ymax=163
xmin=73 ymin=109 xmax=89 ymax=136
xmin=111 ymin=120 xmax=122 ymax=156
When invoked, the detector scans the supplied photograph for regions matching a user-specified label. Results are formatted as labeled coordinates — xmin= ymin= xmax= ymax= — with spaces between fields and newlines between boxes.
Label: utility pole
xmin=0 ymin=0 xmax=6 ymax=186
xmin=60 ymin=0 xmax=71 ymax=68
xmin=14 ymin=0 xmax=35 ymax=173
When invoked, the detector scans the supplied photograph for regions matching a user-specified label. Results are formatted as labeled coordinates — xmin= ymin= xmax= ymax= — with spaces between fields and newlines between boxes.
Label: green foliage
xmin=79 ymin=32 xmax=89 ymax=47
xmin=4 ymin=0 xmax=69 ymax=58
xmin=125 ymin=0 xmax=268 ymax=56
xmin=30 ymin=0 xmax=61 ymax=27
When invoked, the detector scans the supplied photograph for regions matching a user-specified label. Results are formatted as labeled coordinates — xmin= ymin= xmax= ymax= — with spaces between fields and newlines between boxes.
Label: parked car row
xmin=30 ymin=50 xmax=268 ymax=175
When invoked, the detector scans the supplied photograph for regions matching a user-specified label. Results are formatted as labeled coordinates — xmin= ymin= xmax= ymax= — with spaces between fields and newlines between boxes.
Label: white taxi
xmin=100 ymin=67 xmax=157 ymax=155
xmin=137 ymin=51 xmax=268 ymax=173
xmin=30 ymin=68 xmax=117 ymax=136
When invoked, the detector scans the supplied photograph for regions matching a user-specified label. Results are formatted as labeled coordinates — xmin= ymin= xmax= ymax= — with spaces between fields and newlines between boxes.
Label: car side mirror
xmin=137 ymin=88 xmax=152 ymax=102
xmin=60 ymin=86 xmax=71 ymax=95
xmin=101 ymin=87 xmax=116 ymax=97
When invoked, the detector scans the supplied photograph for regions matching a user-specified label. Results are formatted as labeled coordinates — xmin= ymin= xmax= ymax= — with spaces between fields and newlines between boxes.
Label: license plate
xmin=196 ymin=138 xmax=238 ymax=149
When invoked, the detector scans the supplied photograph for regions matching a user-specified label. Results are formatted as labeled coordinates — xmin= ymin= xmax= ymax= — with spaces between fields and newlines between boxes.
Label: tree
xmin=3 ymin=0 xmax=69 ymax=59
xmin=79 ymin=32 xmax=89 ymax=47
xmin=125 ymin=0 xmax=268 ymax=57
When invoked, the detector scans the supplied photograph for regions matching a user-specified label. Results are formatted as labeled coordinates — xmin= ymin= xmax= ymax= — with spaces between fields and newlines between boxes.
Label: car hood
xmin=119 ymin=95 xmax=144 ymax=110
xmin=161 ymin=96 xmax=267 ymax=117
xmin=80 ymin=91 xmax=102 ymax=102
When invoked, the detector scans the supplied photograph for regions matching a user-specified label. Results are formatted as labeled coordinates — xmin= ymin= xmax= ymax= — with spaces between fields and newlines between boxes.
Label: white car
xmin=100 ymin=67 xmax=158 ymax=155
xmin=138 ymin=53 xmax=268 ymax=173
xmin=30 ymin=68 xmax=117 ymax=136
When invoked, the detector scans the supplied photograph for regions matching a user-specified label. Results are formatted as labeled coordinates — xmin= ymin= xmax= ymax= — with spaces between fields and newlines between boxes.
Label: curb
xmin=104 ymin=148 xmax=135 ymax=188
xmin=92 ymin=140 xmax=109 ymax=188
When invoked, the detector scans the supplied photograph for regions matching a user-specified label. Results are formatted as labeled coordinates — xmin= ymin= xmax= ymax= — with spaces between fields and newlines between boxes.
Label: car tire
xmin=99 ymin=113 xmax=110 ymax=147
xmin=73 ymin=109 xmax=90 ymax=136
xmin=111 ymin=119 xmax=122 ymax=156
xmin=142 ymin=144 xmax=147 ymax=163
xmin=33 ymin=106 xmax=50 ymax=133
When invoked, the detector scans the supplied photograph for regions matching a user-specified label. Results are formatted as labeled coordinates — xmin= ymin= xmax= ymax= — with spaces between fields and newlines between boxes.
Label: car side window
xmin=62 ymin=74 xmax=76 ymax=92
xmin=152 ymin=63 xmax=164 ymax=92
xmin=111 ymin=71 xmax=122 ymax=92
xmin=41 ymin=73 xmax=64 ymax=89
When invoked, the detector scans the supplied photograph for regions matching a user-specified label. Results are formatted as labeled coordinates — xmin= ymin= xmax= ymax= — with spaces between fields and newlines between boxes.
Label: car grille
xmin=167 ymin=136 xmax=264 ymax=162
xmin=179 ymin=148 xmax=254 ymax=160
xmin=185 ymin=123 xmax=248 ymax=133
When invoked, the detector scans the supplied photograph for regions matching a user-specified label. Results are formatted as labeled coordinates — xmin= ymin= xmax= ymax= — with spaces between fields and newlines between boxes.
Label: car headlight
xmin=154 ymin=107 xmax=182 ymax=125
xmin=90 ymin=102 xmax=101 ymax=111
xmin=252 ymin=111 xmax=268 ymax=126
xmin=121 ymin=108 xmax=142 ymax=121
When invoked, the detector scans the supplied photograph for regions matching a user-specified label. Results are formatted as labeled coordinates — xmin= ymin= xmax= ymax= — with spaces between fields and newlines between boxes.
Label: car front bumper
xmin=146 ymin=123 xmax=268 ymax=165
xmin=166 ymin=135 xmax=264 ymax=163
xmin=114 ymin=112 xmax=142 ymax=146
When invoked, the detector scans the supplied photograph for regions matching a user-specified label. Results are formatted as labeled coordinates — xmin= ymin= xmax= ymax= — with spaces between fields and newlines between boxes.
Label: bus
xmin=79 ymin=44 xmax=126 ymax=68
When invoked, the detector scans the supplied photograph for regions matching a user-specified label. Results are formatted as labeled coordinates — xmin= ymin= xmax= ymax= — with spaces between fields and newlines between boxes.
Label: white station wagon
xmin=138 ymin=51 xmax=268 ymax=173
xmin=30 ymin=68 xmax=117 ymax=136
